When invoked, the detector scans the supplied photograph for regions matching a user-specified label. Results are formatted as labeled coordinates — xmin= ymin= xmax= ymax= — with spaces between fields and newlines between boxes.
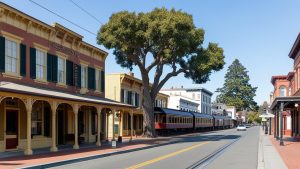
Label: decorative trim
xmin=56 ymin=51 xmax=69 ymax=59
xmin=34 ymin=79 xmax=49 ymax=85
xmin=2 ymin=72 xmax=22 ymax=80
xmin=33 ymin=43 xmax=49 ymax=52
xmin=79 ymin=59 xmax=90 ymax=66
xmin=0 ymin=30 xmax=23 ymax=43
xmin=56 ymin=83 xmax=67 ymax=88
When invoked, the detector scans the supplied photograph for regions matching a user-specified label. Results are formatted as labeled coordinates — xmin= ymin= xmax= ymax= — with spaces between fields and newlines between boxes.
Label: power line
xmin=28 ymin=0 xmax=97 ymax=36
xmin=68 ymin=0 xmax=103 ymax=25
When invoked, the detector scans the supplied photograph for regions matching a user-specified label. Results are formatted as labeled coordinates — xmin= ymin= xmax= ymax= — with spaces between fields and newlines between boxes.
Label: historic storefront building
xmin=105 ymin=73 xmax=169 ymax=137
xmin=270 ymin=33 xmax=300 ymax=145
xmin=0 ymin=2 xmax=134 ymax=155
xmin=270 ymin=75 xmax=292 ymax=136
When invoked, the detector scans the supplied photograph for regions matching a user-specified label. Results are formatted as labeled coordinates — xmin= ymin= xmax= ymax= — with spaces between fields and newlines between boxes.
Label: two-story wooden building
xmin=0 ymin=2 xmax=134 ymax=155
xmin=105 ymin=73 xmax=168 ymax=138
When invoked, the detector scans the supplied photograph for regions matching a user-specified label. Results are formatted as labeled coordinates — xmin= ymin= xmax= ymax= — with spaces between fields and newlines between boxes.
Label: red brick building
xmin=270 ymin=33 xmax=300 ymax=145
xmin=270 ymin=75 xmax=291 ymax=136
xmin=0 ymin=2 xmax=133 ymax=155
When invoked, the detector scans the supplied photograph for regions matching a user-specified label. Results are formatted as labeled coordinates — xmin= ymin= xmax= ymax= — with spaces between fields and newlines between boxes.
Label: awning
xmin=154 ymin=107 xmax=193 ymax=117
xmin=270 ymin=96 xmax=300 ymax=110
xmin=259 ymin=113 xmax=274 ymax=118
xmin=0 ymin=82 xmax=135 ymax=108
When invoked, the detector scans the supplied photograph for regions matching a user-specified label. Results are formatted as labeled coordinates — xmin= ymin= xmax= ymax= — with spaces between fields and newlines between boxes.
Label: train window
xmin=163 ymin=115 xmax=166 ymax=123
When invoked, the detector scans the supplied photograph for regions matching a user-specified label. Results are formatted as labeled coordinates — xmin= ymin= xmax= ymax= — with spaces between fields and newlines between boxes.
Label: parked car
xmin=237 ymin=125 xmax=247 ymax=131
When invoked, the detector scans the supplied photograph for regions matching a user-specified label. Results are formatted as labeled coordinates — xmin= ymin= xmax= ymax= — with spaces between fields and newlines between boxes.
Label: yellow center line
xmin=126 ymin=141 xmax=210 ymax=169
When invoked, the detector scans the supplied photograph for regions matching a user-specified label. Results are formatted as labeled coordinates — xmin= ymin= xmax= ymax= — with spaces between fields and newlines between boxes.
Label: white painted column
xmin=73 ymin=104 xmax=79 ymax=149
xmin=112 ymin=109 xmax=116 ymax=141
xmin=96 ymin=106 xmax=102 ymax=146
xmin=24 ymin=98 xmax=33 ymax=155
xmin=130 ymin=110 xmax=133 ymax=142
xmin=50 ymin=101 xmax=58 ymax=152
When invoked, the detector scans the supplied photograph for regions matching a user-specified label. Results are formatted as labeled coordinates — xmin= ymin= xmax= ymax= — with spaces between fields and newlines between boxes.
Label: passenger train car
xmin=154 ymin=107 xmax=233 ymax=135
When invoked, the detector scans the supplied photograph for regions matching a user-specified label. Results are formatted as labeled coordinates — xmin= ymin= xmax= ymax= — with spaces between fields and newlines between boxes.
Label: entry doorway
xmin=57 ymin=109 xmax=67 ymax=145
xmin=6 ymin=110 xmax=18 ymax=150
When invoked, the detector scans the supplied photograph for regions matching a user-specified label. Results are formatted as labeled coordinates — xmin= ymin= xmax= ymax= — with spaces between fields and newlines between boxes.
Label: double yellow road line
xmin=126 ymin=141 xmax=210 ymax=169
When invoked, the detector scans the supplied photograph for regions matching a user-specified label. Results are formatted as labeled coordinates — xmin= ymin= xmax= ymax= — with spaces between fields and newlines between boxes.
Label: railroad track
xmin=186 ymin=132 xmax=246 ymax=169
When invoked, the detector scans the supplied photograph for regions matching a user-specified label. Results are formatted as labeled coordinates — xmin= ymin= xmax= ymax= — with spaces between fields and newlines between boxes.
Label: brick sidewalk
xmin=0 ymin=138 xmax=170 ymax=169
xmin=270 ymin=136 xmax=300 ymax=169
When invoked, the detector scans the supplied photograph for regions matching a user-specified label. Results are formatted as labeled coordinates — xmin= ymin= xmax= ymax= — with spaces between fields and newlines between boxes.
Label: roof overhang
xmin=270 ymin=96 xmax=300 ymax=110
xmin=0 ymin=82 xmax=135 ymax=109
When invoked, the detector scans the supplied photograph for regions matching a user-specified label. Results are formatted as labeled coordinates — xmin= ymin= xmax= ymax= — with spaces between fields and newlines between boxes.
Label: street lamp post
xmin=280 ymin=102 xmax=284 ymax=146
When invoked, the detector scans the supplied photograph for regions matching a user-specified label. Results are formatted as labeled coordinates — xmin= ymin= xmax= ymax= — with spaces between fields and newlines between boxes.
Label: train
xmin=154 ymin=107 xmax=234 ymax=135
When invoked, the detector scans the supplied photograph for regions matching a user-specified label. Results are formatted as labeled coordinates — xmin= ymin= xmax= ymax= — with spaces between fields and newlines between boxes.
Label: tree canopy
xmin=97 ymin=8 xmax=225 ymax=137
xmin=216 ymin=59 xmax=258 ymax=111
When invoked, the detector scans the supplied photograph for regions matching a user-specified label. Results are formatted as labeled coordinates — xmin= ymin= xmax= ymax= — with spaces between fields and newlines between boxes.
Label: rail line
xmin=186 ymin=132 xmax=246 ymax=169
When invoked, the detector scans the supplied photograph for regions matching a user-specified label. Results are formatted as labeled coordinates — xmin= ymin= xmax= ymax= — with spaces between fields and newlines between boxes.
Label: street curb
xmin=257 ymin=128 xmax=265 ymax=169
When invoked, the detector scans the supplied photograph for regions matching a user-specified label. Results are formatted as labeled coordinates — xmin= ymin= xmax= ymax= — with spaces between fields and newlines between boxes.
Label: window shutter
xmin=101 ymin=70 xmax=105 ymax=92
xmin=30 ymin=47 xmax=36 ymax=79
xmin=47 ymin=53 xmax=53 ymax=82
xmin=20 ymin=44 xmax=26 ymax=76
xmin=136 ymin=93 xmax=140 ymax=107
xmin=121 ymin=89 xmax=124 ymax=103
xmin=135 ymin=93 xmax=138 ymax=106
xmin=52 ymin=55 xmax=58 ymax=83
xmin=66 ymin=60 xmax=74 ymax=86
xmin=88 ymin=67 xmax=95 ymax=90
xmin=76 ymin=64 xmax=81 ymax=88
xmin=44 ymin=106 xmax=51 ymax=137
xmin=0 ymin=36 xmax=5 ymax=72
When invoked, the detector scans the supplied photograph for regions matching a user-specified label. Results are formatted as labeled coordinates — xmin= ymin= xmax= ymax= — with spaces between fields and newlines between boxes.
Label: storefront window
xmin=32 ymin=104 xmax=43 ymax=136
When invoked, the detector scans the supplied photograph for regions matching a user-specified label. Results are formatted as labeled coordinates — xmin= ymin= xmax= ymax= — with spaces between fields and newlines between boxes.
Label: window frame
xmin=5 ymin=38 xmax=19 ymax=75
xmin=35 ymin=48 xmax=47 ymax=81
xmin=57 ymin=56 xmax=66 ymax=85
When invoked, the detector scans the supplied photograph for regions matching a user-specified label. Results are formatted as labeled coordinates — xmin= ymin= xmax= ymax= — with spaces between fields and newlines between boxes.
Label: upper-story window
xmin=36 ymin=49 xmax=47 ymax=80
xmin=95 ymin=69 xmax=102 ymax=92
xmin=81 ymin=65 xmax=87 ymax=88
xmin=279 ymin=86 xmax=286 ymax=97
xmin=57 ymin=57 xmax=65 ymax=84
xmin=5 ymin=39 xmax=18 ymax=74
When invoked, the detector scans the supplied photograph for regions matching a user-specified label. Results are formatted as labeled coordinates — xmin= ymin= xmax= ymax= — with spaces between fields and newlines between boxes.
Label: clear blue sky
xmin=3 ymin=0 xmax=300 ymax=105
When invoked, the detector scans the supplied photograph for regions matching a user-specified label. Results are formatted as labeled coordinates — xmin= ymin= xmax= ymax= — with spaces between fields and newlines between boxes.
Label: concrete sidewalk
xmin=257 ymin=128 xmax=287 ymax=169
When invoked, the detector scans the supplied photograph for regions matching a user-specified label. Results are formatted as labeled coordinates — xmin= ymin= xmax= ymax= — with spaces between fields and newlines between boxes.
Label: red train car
xmin=154 ymin=108 xmax=193 ymax=131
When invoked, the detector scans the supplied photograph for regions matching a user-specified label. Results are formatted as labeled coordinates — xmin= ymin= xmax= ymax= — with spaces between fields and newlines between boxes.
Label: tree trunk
xmin=142 ymin=89 xmax=156 ymax=137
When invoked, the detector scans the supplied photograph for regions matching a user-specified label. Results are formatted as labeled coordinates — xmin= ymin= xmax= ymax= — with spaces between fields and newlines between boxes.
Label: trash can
xmin=118 ymin=136 xmax=122 ymax=143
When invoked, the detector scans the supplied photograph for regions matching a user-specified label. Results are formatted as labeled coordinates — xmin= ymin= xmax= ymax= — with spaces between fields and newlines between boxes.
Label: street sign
xmin=112 ymin=140 xmax=117 ymax=148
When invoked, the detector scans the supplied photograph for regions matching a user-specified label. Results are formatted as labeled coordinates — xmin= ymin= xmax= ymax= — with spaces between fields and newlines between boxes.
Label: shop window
xmin=32 ymin=104 xmax=43 ymax=136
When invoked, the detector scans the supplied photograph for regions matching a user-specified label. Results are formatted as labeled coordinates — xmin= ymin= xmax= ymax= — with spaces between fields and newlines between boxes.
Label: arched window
xmin=279 ymin=86 xmax=286 ymax=96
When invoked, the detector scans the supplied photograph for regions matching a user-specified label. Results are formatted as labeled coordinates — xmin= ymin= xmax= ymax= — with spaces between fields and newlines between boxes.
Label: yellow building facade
xmin=105 ymin=73 xmax=169 ymax=138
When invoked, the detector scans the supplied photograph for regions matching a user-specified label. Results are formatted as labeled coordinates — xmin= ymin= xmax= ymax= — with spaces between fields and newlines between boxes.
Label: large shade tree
xmin=97 ymin=8 xmax=225 ymax=137
xmin=216 ymin=59 xmax=258 ymax=111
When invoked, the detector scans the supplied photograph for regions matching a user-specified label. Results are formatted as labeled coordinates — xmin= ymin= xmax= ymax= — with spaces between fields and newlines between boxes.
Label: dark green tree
xmin=97 ymin=8 xmax=225 ymax=137
xmin=216 ymin=59 xmax=258 ymax=111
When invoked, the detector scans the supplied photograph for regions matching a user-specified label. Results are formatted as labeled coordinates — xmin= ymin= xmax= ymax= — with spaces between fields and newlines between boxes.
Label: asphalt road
xmin=48 ymin=126 xmax=260 ymax=169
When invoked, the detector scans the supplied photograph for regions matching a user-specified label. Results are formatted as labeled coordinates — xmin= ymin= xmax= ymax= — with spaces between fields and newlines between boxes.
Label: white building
xmin=166 ymin=95 xmax=200 ymax=112
xmin=160 ymin=87 xmax=213 ymax=114
xmin=212 ymin=103 xmax=236 ymax=119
